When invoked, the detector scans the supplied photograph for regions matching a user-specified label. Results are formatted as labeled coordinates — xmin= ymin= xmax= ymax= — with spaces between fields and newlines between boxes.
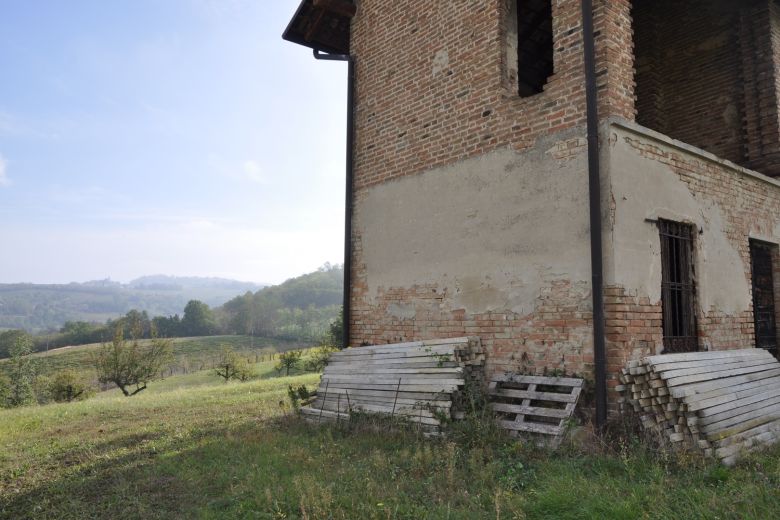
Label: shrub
xmin=0 ymin=373 xmax=10 ymax=408
xmin=275 ymin=350 xmax=303 ymax=376
xmin=286 ymin=384 xmax=313 ymax=410
xmin=6 ymin=332 xmax=37 ymax=407
xmin=445 ymin=379 xmax=509 ymax=450
xmin=304 ymin=346 xmax=338 ymax=372
xmin=47 ymin=370 xmax=95 ymax=403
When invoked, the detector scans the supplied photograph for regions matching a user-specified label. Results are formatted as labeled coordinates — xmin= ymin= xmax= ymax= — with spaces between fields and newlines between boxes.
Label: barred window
xmin=659 ymin=220 xmax=699 ymax=353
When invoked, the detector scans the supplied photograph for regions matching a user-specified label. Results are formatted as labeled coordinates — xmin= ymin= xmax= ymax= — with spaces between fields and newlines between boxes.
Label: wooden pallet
xmin=489 ymin=373 xmax=583 ymax=446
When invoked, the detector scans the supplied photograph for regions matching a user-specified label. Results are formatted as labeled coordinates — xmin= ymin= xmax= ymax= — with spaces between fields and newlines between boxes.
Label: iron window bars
xmin=750 ymin=240 xmax=778 ymax=357
xmin=659 ymin=220 xmax=699 ymax=353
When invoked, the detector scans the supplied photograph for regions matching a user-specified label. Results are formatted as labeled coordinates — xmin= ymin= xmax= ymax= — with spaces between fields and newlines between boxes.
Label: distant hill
xmin=128 ymin=275 xmax=263 ymax=291
xmin=219 ymin=264 xmax=343 ymax=341
xmin=0 ymin=276 xmax=266 ymax=333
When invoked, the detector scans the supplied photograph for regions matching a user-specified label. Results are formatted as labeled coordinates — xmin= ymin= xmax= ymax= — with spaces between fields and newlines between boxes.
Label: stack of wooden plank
xmin=489 ymin=374 xmax=583 ymax=446
xmin=300 ymin=337 xmax=484 ymax=431
xmin=618 ymin=349 xmax=780 ymax=465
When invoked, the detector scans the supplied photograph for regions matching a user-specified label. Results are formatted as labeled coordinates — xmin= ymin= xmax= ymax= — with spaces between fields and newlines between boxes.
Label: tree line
xmin=0 ymin=264 xmax=343 ymax=358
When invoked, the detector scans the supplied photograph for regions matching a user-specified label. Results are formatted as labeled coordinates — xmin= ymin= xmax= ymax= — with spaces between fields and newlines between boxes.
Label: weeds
xmin=286 ymin=384 xmax=313 ymax=410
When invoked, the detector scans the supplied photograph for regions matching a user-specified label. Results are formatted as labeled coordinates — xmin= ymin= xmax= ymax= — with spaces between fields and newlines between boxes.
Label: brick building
xmin=284 ymin=0 xmax=780 ymax=410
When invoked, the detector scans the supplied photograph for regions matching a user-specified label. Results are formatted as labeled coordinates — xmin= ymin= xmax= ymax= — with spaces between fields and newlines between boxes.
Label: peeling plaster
xmin=356 ymin=134 xmax=593 ymax=316
xmin=608 ymin=127 xmax=751 ymax=313
xmin=432 ymin=49 xmax=449 ymax=77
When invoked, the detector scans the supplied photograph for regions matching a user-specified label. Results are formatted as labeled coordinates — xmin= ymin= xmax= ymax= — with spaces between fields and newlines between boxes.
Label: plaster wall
xmin=351 ymin=129 xmax=596 ymax=377
xmin=357 ymin=131 xmax=591 ymax=315
xmin=604 ymin=120 xmax=780 ymax=358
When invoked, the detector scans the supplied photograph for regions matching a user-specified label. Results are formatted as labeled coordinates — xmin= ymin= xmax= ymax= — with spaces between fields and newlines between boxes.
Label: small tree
xmin=47 ymin=370 xmax=94 ymax=402
xmin=275 ymin=350 xmax=302 ymax=376
xmin=93 ymin=330 xmax=173 ymax=397
xmin=213 ymin=346 xmax=252 ymax=382
xmin=0 ymin=330 xmax=32 ymax=359
xmin=304 ymin=345 xmax=337 ymax=372
xmin=327 ymin=307 xmax=344 ymax=348
xmin=0 ymin=374 xmax=10 ymax=408
xmin=7 ymin=332 xmax=36 ymax=407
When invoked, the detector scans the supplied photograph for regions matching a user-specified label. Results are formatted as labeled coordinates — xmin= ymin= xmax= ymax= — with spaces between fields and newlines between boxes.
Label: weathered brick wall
xmin=350 ymin=278 xmax=595 ymax=379
xmin=633 ymin=0 xmax=780 ymax=177
xmin=607 ymin=122 xmax=780 ymax=398
xmin=741 ymin=1 xmax=780 ymax=177
xmin=633 ymin=0 xmax=746 ymax=166
xmin=349 ymin=132 xmax=597 ymax=379
xmin=347 ymin=0 xmax=633 ymax=380
xmin=346 ymin=0 xmax=780 ymax=395
xmin=349 ymin=0 xmax=633 ymax=191
xmin=604 ymin=285 xmax=661 ymax=395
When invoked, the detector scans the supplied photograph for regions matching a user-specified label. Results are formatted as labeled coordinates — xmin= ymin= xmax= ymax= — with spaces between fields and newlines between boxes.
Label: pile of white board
xmin=618 ymin=348 xmax=780 ymax=465
xmin=300 ymin=337 xmax=484 ymax=431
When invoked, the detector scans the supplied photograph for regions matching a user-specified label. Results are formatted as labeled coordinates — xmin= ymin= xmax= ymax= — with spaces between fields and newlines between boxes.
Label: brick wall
xmin=350 ymin=276 xmax=596 ymax=380
xmin=348 ymin=131 xmax=597 ymax=379
xmin=741 ymin=1 xmax=780 ymax=177
xmin=347 ymin=0 xmax=636 ymax=381
xmin=604 ymin=285 xmax=661 ymax=396
xmin=620 ymin=134 xmax=771 ymax=350
xmin=633 ymin=0 xmax=780 ymax=177
xmin=634 ymin=0 xmax=746 ymax=166
xmin=349 ymin=0 xmax=633 ymax=192
xmin=345 ymin=0 xmax=780 ymax=397
xmin=612 ymin=124 xmax=780 ymax=353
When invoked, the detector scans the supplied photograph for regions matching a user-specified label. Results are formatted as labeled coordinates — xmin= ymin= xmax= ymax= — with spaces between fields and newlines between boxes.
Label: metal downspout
xmin=313 ymin=49 xmax=354 ymax=350
xmin=581 ymin=0 xmax=608 ymax=431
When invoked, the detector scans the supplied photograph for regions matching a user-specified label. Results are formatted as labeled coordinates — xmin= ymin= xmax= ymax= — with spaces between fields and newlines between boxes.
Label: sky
xmin=0 ymin=0 xmax=347 ymax=285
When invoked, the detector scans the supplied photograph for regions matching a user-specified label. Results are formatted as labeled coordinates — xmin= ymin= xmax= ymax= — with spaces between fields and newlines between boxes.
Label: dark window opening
xmin=632 ymin=0 xmax=749 ymax=166
xmin=750 ymin=240 xmax=778 ymax=358
xmin=659 ymin=220 xmax=699 ymax=353
xmin=516 ymin=0 xmax=553 ymax=98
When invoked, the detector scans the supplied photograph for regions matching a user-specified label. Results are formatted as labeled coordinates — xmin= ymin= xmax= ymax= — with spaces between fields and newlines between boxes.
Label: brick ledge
xmin=605 ymin=117 xmax=780 ymax=190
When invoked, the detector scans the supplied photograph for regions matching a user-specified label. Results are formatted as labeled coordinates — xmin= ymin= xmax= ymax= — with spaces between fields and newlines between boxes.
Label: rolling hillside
xmin=0 ymin=335 xmax=306 ymax=380
xmin=0 ymin=276 xmax=266 ymax=333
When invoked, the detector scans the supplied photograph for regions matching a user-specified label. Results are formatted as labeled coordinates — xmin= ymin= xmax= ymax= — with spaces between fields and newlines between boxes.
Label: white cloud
xmin=0 ymin=154 xmax=10 ymax=187
xmin=46 ymin=184 xmax=107 ymax=204
xmin=242 ymin=160 xmax=265 ymax=184
xmin=208 ymin=154 xmax=268 ymax=185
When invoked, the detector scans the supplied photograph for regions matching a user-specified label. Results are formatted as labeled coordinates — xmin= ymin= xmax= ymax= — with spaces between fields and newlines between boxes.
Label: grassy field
xmin=1 ymin=358 xmax=779 ymax=519
xmin=0 ymin=335 xmax=305 ymax=379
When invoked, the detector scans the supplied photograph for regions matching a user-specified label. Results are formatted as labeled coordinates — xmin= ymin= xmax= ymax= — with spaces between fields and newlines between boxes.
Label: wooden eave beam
xmin=304 ymin=8 xmax=328 ymax=42
xmin=313 ymin=0 xmax=357 ymax=19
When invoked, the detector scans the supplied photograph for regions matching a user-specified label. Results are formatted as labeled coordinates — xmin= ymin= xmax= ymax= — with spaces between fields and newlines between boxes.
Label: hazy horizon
xmin=0 ymin=0 xmax=345 ymax=286
xmin=0 ymin=272 xmax=272 ymax=286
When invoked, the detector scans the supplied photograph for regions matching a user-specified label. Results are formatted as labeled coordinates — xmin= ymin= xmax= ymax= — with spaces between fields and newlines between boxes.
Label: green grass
xmin=1 ymin=363 xmax=779 ymax=519
xmin=0 ymin=335 xmax=305 ymax=379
